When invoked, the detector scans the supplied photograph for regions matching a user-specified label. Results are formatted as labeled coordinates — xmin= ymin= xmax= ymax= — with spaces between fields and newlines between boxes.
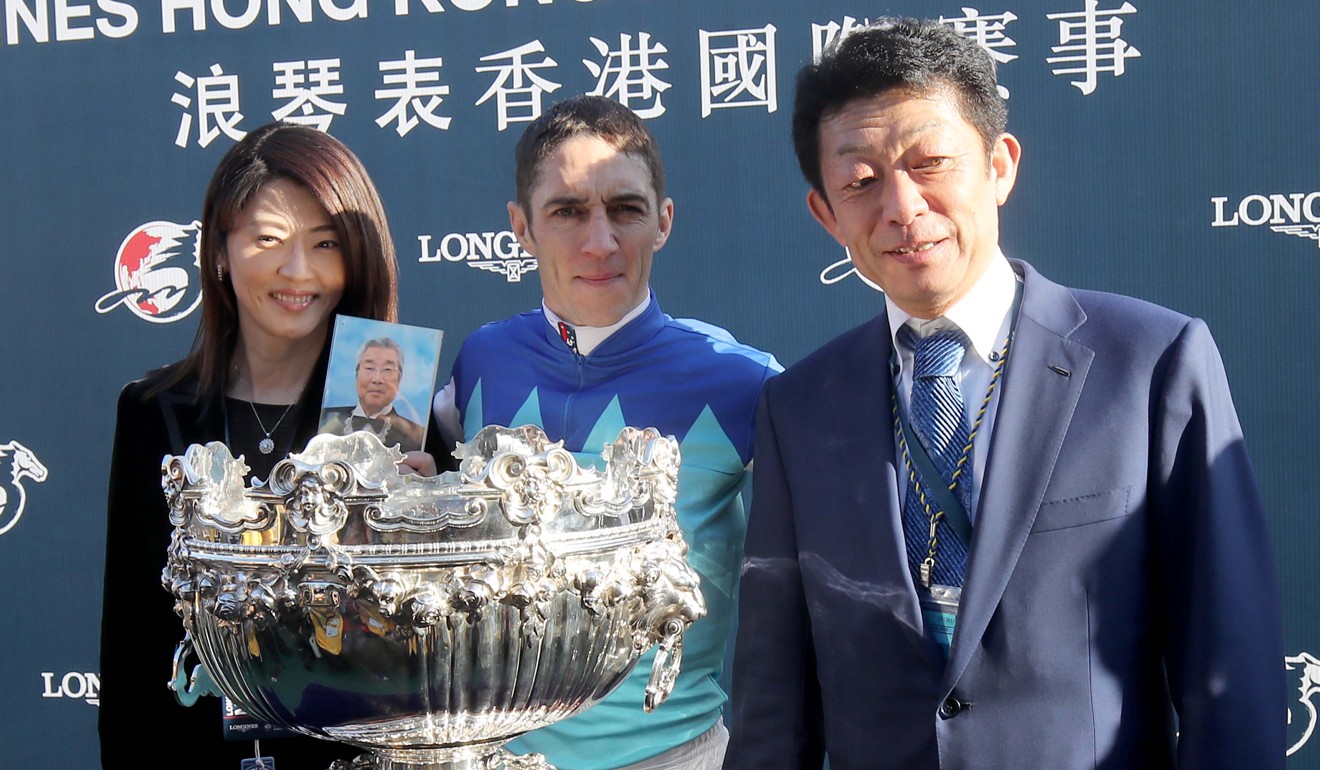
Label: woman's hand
xmin=398 ymin=451 xmax=438 ymax=477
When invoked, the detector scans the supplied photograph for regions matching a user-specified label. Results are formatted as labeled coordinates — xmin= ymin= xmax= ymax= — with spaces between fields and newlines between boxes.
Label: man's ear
xmin=653 ymin=197 xmax=674 ymax=252
xmin=807 ymin=189 xmax=847 ymax=247
xmin=508 ymin=201 xmax=535 ymax=253
xmin=992 ymin=133 xmax=1022 ymax=206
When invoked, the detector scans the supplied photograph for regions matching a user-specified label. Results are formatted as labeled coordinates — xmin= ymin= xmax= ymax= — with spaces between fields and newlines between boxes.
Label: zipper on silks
xmin=560 ymin=352 xmax=587 ymax=449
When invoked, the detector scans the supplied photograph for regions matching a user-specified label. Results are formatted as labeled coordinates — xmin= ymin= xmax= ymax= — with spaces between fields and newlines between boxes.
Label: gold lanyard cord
xmin=891 ymin=334 xmax=1011 ymax=587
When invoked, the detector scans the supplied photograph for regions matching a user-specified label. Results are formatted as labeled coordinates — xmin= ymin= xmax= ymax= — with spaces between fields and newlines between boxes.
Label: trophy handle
xmin=644 ymin=618 xmax=685 ymax=712
xmin=168 ymin=632 xmax=221 ymax=707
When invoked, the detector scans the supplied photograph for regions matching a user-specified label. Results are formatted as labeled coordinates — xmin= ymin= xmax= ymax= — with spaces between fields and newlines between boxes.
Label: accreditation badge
xmin=919 ymin=584 xmax=961 ymax=657
xmin=222 ymin=695 xmax=297 ymax=742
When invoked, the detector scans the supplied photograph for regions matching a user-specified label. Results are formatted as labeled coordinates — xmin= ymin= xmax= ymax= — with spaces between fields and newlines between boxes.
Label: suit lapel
xmin=842 ymin=314 xmax=943 ymax=669
xmin=157 ymin=384 xmax=221 ymax=455
xmin=945 ymin=263 xmax=1095 ymax=686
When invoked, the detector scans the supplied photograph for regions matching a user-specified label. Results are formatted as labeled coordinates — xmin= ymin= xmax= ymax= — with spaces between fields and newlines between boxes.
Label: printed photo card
xmin=319 ymin=316 xmax=444 ymax=453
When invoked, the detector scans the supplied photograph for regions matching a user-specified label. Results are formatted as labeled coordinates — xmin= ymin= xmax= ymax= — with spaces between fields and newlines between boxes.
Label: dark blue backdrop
xmin=2 ymin=1 xmax=1317 ymax=765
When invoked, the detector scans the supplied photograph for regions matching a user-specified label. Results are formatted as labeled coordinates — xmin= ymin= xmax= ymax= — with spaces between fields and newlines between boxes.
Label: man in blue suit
xmin=724 ymin=18 xmax=1284 ymax=770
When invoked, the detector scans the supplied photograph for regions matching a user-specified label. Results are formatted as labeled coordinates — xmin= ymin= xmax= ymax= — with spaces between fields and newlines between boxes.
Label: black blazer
xmin=98 ymin=365 xmax=357 ymax=769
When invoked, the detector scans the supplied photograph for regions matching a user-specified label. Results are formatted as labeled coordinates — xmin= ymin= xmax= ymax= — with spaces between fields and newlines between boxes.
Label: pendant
xmin=259 ymin=437 xmax=275 ymax=454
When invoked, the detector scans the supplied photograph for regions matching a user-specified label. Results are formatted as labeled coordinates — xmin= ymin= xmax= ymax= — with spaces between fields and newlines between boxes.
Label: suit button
xmin=939 ymin=697 xmax=965 ymax=719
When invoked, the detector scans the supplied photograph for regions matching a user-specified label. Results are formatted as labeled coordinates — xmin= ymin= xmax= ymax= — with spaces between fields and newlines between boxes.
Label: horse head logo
xmin=1287 ymin=651 xmax=1320 ymax=756
xmin=0 ymin=441 xmax=49 ymax=536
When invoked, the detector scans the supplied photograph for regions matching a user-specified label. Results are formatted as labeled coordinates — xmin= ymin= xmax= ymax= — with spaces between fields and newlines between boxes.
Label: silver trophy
xmin=161 ymin=425 xmax=705 ymax=770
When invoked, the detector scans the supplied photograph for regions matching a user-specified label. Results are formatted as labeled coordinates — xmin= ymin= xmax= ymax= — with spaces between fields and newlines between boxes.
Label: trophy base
xmin=331 ymin=746 xmax=555 ymax=770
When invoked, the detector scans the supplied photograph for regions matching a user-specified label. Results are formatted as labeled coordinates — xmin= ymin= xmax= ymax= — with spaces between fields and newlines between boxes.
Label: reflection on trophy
xmin=160 ymin=425 xmax=705 ymax=770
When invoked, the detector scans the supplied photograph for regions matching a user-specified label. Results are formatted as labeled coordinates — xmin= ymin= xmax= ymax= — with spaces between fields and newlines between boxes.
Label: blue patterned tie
xmin=898 ymin=325 xmax=972 ymax=588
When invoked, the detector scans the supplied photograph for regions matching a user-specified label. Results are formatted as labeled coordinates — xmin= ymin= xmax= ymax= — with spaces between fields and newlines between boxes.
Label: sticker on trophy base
xmin=222 ymin=696 xmax=297 ymax=741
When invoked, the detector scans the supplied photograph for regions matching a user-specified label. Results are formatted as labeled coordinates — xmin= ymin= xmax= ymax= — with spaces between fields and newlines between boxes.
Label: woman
xmin=99 ymin=122 xmax=398 ymax=769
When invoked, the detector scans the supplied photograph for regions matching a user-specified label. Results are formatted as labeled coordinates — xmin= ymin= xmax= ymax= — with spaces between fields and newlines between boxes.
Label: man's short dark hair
xmin=514 ymin=94 xmax=666 ymax=217
xmin=792 ymin=18 xmax=1008 ymax=196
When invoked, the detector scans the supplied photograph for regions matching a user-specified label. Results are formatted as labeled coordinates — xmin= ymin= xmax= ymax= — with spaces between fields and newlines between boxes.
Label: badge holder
xmin=919 ymin=584 xmax=962 ymax=657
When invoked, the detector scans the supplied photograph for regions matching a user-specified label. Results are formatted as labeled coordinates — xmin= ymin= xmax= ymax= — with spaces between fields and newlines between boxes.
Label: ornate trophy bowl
xmin=161 ymin=425 xmax=705 ymax=770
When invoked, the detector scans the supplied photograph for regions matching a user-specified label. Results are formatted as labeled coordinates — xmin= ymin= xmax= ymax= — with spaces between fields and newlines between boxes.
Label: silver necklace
xmin=248 ymin=399 xmax=297 ymax=454
xmin=237 ymin=365 xmax=303 ymax=455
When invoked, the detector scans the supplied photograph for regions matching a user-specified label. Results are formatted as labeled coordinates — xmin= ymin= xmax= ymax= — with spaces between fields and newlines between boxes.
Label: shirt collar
xmin=885 ymin=248 xmax=1017 ymax=366
xmin=352 ymin=403 xmax=395 ymax=420
xmin=542 ymin=293 xmax=652 ymax=356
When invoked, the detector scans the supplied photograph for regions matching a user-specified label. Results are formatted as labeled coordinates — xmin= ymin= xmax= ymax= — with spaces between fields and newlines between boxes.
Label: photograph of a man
xmin=320 ymin=336 xmax=426 ymax=452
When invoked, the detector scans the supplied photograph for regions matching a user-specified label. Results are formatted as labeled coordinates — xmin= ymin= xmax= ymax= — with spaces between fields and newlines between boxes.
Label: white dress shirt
xmin=886 ymin=250 xmax=1019 ymax=517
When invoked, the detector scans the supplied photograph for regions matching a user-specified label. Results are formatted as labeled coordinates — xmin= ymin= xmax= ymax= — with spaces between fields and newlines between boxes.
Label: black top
xmin=223 ymin=396 xmax=304 ymax=480
xmin=98 ymin=361 xmax=358 ymax=770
